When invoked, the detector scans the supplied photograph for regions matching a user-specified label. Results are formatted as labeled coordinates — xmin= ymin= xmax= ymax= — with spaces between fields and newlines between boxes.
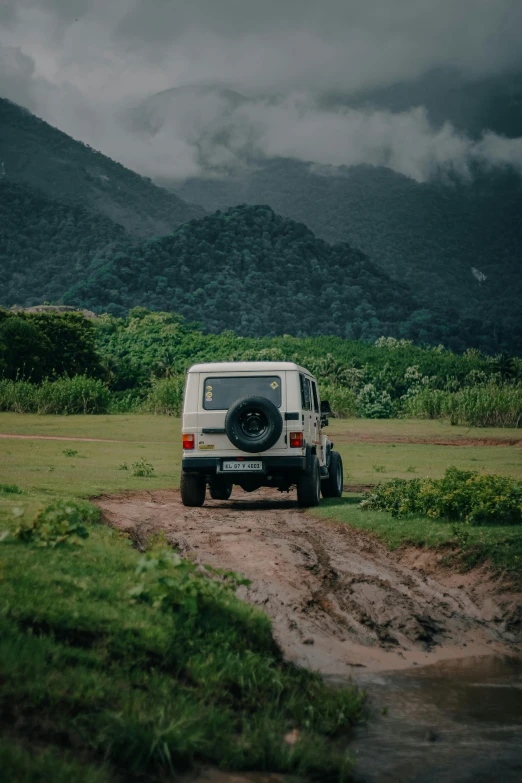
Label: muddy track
xmin=96 ymin=489 xmax=521 ymax=676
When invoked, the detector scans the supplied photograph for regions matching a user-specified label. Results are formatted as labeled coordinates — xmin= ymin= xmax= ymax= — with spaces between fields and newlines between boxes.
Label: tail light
xmin=289 ymin=432 xmax=304 ymax=448
xmin=183 ymin=433 xmax=195 ymax=450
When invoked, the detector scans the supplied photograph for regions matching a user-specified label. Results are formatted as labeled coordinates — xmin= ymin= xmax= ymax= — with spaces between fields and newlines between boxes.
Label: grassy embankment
xmin=317 ymin=420 xmax=522 ymax=576
xmin=0 ymin=413 xmax=365 ymax=783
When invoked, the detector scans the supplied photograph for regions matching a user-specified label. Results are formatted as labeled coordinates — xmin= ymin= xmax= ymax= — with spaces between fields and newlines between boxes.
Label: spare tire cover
xmin=225 ymin=395 xmax=283 ymax=453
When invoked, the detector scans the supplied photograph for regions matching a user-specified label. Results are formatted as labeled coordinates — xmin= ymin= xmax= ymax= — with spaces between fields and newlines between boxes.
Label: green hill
xmin=64 ymin=204 xmax=473 ymax=348
xmin=173 ymin=160 xmax=522 ymax=354
xmin=0 ymin=179 xmax=132 ymax=307
xmin=0 ymin=98 xmax=205 ymax=237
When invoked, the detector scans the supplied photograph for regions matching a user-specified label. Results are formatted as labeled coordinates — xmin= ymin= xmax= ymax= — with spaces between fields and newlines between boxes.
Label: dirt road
xmin=96 ymin=489 xmax=521 ymax=676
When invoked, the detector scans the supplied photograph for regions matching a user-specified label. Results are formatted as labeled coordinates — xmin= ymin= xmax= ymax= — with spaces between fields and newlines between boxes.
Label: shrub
xmin=0 ymin=484 xmax=23 ymax=494
xmin=12 ymin=500 xmax=99 ymax=547
xmin=142 ymin=376 xmax=184 ymax=416
xmin=36 ymin=376 xmax=110 ymax=414
xmin=404 ymin=383 xmax=522 ymax=427
xmin=361 ymin=467 xmax=522 ymax=525
xmin=131 ymin=458 xmax=155 ymax=477
xmin=0 ymin=377 xmax=110 ymax=414
xmin=0 ymin=379 xmax=37 ymax=412
xmin=403 ymin=387 xmax=450 ymax=420
xmin=318 ymin=383 xmax=357 ymax=418
xmin=356 ymin=383 xmax=394 ymax=419
xmin=445 ymin=383 xmax=522 ymax=427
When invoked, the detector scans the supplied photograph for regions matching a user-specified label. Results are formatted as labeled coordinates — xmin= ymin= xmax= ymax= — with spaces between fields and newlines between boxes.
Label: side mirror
xmin=320 ymin=400 xmax=331 ymax=427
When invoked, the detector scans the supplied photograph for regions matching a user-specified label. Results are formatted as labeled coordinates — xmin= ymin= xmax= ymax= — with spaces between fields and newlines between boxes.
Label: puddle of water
xmin=343 ymin=655 xmax=522 ymax=783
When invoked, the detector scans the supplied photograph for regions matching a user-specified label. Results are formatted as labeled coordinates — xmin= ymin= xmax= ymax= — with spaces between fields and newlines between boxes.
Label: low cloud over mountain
xmin=2 ymin=1 xmax=522 ymax=182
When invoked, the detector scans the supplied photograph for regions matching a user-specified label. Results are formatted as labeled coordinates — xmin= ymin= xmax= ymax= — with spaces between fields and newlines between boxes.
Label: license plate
xmin=221 ymin=460 xmax=263 ymax=472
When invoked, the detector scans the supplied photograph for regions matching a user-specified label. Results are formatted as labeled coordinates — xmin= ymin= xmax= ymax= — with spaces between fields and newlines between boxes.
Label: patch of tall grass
xmin=0 ymin=376 xmax=110 ymax=414
xmin=318 ymin=383 xmax=357 ymax=418
xmin=141 ymin=376 xmax=185 ymax=416
xmin=405 ymin=383 xmax=522 ymax=427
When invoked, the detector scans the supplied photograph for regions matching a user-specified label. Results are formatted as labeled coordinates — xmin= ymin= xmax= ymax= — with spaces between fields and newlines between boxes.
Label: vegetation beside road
xmin=1 ymin=307 xmax=521 ymax=425
xmin=314 ymin=495 xmax=522 ymax=577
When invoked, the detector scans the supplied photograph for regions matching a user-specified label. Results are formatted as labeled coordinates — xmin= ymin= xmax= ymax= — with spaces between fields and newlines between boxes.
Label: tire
xmin=180 ymin=471 xmax=206 ymax=507
xmin=297 ymin=455 xmax=321 ymax=508
xmin=225 ymin=395 xmax=283 ymax=454
xmin=209 ymin=481 xmax=233 ymax=501
xmin=321 ymin=451 xmax=343 ymax=498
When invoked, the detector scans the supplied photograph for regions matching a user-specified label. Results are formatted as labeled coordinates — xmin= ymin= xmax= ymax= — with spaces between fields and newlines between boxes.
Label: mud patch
xmin=96 ymin=488 xmax=521 ymax=676
xmin=334 ymin=433 xmax=522 ymax=447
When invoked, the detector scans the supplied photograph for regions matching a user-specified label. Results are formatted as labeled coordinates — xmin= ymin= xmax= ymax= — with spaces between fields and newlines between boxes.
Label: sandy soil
xmin=95 ymin=488 xmax=521 ymax=676
xmin=333 ymin=433 xmax=522 ymax=446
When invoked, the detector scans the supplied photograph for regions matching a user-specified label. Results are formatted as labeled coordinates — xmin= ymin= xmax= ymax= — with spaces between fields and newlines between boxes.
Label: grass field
xmin=0 ymin=414 xmax=520 ymax=515
xmin=1 ymin=412 xmax=520 ymax=577
xmin=0 ymin=412 xmax=366 ymax=782
xmin=1 ymin=413 xmax=521 ymax=779
xmin=318 ymin=421 xmax=522 ymax=576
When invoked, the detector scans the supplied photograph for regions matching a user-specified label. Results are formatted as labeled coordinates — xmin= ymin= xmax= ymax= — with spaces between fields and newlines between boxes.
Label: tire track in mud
xmin=96 ymin=488 xmax=521 ymax=676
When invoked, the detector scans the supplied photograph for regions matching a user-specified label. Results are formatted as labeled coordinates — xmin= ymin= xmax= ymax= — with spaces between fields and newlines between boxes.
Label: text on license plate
xmin=222 ymin=460 xmax=263 ymax=472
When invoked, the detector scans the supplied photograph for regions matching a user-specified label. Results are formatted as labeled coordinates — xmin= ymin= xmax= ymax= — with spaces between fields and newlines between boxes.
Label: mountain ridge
xmin=63 ymin=203 xmax=474 ymax=350
xmin=0 ymin=97 xmax=206 ymax=238
xmin=172 ymin=158 xmax=522 ymax=353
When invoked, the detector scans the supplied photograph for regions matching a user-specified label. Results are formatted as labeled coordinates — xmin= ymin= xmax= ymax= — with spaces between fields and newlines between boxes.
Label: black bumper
xmin=182 ymin=456 xmax=306 ymax=474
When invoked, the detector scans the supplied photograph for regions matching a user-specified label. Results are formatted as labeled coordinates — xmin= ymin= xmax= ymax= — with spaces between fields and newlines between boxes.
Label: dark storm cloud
xmin=2 ymin=0 xmax=522 ymax=181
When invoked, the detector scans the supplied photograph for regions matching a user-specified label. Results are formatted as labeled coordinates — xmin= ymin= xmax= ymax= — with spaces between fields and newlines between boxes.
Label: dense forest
xmin=173 ymin=160 xmax=522 ymax=354
xmin=63 ymin=204 xmax=471 ymax=347
xmin=0 ymin=180 xmax=132 ymax=307
xmin=0 ymin=309 xmax=101 ymax=383
xmin=1 ymin=96 xmax=521 ymax=356
xmin=0 ymin=98 xmax=205 ymax=237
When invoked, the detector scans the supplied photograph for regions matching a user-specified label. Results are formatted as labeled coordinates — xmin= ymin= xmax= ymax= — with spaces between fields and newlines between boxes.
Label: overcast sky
xmin=2 ymin=0 xmax=522 ymax=181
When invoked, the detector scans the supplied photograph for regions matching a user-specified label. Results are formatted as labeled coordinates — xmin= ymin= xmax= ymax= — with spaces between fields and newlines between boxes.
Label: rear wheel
xmin=321 ymin=451 xmax=343 ymax=498
xmin=180 ymin=472 xmax=206 ymax=507
xmin=297 ymin=455 xmax=321 ymax=507
xmin=209 ymin=480 xmax=233 ymax=501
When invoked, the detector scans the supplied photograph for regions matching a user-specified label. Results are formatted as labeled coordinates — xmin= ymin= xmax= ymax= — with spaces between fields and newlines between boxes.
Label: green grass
xmin=336 ymin=441 xmax=522 ymax=484
xmin=326 ymin=417 xmax=522 ymax=442
xmin=318 ymin=421 xmax=522 ymax=577
xmin=0 ymin=414 xmax=364 ymax=781
xmin=0 ymin=412 xmax=176 ymax=440
xmin=323 ymin=418 xmax=522 ymax=485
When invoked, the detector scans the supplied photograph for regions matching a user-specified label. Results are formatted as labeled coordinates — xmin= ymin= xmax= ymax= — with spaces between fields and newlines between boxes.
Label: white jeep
xmin=180 ymin=361 xmax=343 ymax=507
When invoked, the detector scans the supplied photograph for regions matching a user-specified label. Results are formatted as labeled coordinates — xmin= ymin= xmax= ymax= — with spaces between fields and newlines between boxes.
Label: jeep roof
xmin=187 ymin=361 xmax=313 ymax=374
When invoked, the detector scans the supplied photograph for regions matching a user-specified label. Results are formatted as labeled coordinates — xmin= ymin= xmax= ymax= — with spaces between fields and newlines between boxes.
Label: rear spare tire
xmin=180 ymin=471 xmax=206 ymax=507
xmin=225 ymin=395 xmax=283 ymax=453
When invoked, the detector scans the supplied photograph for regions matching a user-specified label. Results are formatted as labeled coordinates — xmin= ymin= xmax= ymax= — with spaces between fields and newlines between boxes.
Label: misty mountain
xmin=324 ymin=67 xmax=522 ymax=140
xmin=124 ymin=85 xmax=247 ymax=135
xmin=63 ymin=204 xmax=476 ymax=349
xmin=0 ymin=179 xmax=133 ymax=308
xmin=0 ymin=98 xmax=205 ymax=238
xmin=172 ymin=159 xmax=522 ymax=353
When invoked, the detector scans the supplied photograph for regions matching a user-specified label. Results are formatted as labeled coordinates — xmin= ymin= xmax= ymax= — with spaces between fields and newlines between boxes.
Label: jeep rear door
xmin=197 ymin=372 xmax=288 ymax=454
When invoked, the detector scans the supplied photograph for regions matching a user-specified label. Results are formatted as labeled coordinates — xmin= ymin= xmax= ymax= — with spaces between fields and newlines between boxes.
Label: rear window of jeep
xmin=203 ymin=376 xmax=282 ymax=410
